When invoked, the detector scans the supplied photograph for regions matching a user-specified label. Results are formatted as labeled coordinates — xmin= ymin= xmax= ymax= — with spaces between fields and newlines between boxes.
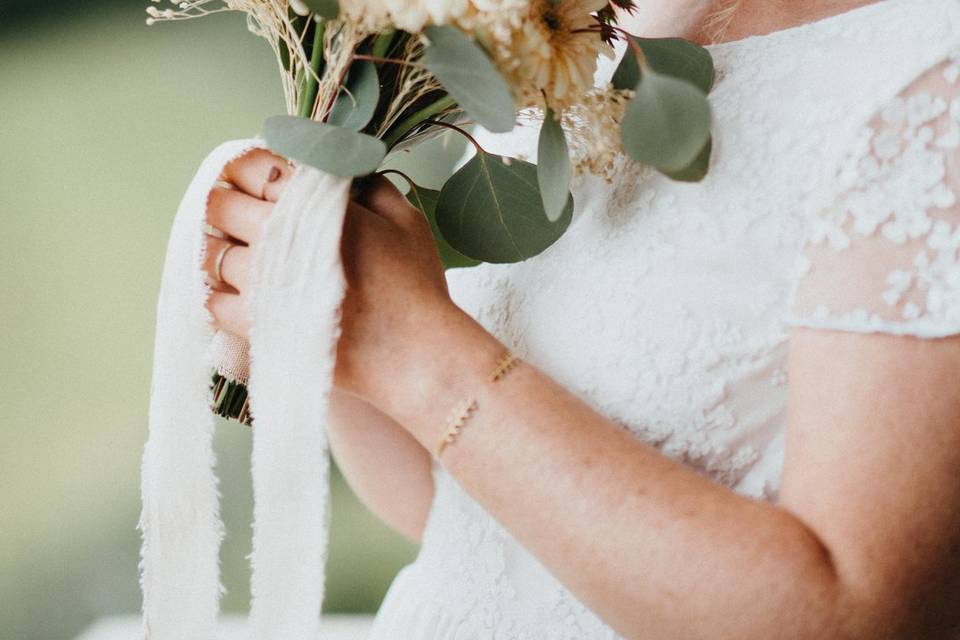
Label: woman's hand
xmin=202 ymin=148 xmax=459 ymax=403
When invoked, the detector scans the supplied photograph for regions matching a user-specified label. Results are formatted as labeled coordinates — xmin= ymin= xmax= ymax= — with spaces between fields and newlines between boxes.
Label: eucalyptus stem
xmin=378 ymin=168 xmax=416 ymax=190
xmin=371 ymin=28 xmax=396 ymax=59
xmin=352 ymin=54 xmax=422 ymax=68
xmin=419 ymin=119 xmax=483 ymax=151
xmin=298 ymin=20 xmax=326 ymax=119
xmin=383 ymin=95 xmax=457 ymax=148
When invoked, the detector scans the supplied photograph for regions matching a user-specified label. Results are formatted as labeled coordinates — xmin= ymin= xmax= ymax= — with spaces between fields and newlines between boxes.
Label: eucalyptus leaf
xmin=302 ymin=0 xmax=339 ymax=19
xmin=621 ymin=70 xmax=712 ymax=172
xmin=263 ymin=116 xmax=386 ymax=177
xmin=661 ymin=137 xmax=712 ymax=182
xmin=406 ymin=184 xmax=480 ymax=269
xmin=641 ymin=37 xmax=715 ymax=94
xmin=424 ymin=26 xmax=516 ymax=134
xmin=436 ymin=151 xmax=573 ymax=263
xmin=612 ymin=37 xmax=714 ymax=95
xmin=328 ymin=61 xmax=380 ymax=131
xmin=611 ymin=45 xmax=640 ymax=91
xmin=537 ymin=109 xmax=573 ymax=222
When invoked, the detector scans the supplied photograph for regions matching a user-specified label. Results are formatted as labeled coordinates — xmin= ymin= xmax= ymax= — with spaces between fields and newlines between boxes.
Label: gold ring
xmin=214 ymin=242 xmax=237 ymax=285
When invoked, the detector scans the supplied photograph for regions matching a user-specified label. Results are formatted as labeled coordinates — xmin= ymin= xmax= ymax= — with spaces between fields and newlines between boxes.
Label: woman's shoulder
xmin=785 ymin=51 xmax=960 ymax=338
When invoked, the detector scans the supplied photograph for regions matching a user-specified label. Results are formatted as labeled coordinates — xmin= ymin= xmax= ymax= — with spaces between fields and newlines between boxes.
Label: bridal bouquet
xmin=141 ymin=2 xmax=714 ymax=637
xmin=147 ymin=0 xmax=716 ymax=424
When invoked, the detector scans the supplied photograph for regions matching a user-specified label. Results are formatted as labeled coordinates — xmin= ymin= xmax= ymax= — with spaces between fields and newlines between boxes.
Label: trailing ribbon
xmin=139 ymin=139 xmax=351 ymax=639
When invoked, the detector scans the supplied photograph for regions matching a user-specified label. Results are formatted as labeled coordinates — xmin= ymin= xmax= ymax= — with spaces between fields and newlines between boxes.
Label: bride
xmin=201 ymin=0 xmax=960 ymax=637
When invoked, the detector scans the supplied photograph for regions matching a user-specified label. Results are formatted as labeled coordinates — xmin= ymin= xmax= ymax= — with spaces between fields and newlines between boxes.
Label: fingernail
xmin=267 ymin=166 xmax=282 ymax=182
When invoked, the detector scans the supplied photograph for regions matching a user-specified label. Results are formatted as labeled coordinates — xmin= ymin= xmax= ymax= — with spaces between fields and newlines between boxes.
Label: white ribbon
xmin=140 ymin=139 xmax=351 ymax=639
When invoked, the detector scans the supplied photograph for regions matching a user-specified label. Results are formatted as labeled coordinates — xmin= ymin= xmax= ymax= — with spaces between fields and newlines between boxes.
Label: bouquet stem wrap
xmin=139 ymin=138 xmax=351 ymax=640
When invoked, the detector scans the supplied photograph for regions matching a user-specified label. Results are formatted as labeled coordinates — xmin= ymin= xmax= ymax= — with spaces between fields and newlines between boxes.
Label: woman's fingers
xmin=221 ymin=148 xmax=293 ymax=202
xmin=207 ymin=186 xmax=272 ymax=244
xmin=358 ymin=175 xmax=423 ymax=228
xmin=206 ymin=290 xmax=249 ymax=337
xmin=203 ymin=235 xmax=250 ymax=291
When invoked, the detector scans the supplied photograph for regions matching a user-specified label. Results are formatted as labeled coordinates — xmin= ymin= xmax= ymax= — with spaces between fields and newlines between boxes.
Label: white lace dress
xmin=368 ymin=1 xmax=960 ymax=637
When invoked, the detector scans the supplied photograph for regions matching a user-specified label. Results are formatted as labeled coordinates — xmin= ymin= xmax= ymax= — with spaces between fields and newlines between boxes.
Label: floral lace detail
xmin=787 ymin=52 xmax=960 ymax=337
xmin=377 ymin=468 xmax=618 ymax=640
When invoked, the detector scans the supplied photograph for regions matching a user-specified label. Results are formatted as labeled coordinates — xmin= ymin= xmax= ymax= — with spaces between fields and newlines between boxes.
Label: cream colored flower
xmin=493 ymin=0 xmax=613 ymax=110
xmin=421 ymin=0 xmax=471 ymax=25
xmin=455 ymin=0 xmax=528 ymax=41
xmin=383 ymin=0 xmax=429 ymax=32
xmin=343 ymin=0 xmax=471 ymax=32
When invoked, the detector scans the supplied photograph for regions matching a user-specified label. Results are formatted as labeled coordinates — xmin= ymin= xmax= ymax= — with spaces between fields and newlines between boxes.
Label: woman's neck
xmin=617 ymin=0 xmax=882 ymax=44
xmin=718 ymin=0 xmax=879 ymax=44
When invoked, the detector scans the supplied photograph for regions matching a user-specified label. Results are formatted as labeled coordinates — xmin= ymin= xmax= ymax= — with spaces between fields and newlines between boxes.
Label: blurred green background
xmin=0 ymin=4 xmax=465 ymax=638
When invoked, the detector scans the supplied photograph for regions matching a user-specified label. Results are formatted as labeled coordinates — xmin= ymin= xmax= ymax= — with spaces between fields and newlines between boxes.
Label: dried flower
xmin=563 ymin=87 xmax=633 ymax=180
xmin=338 ymin=0 xmax=472 ymax=32
xmin=595 ymin=0 xmax=636 ymax=45
xmin=484 ymin=0 xmax=614 ymax=110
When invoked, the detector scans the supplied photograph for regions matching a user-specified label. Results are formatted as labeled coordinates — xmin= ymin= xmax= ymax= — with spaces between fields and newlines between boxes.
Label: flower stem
xmin=371 ymin=29 xmax=396 ymax=59
xmin=378 ymin=168 xmax=416 ymax=191
xmin=420 ymin=119 xmax=483 ymax=151
xmin=210 ymin=372 xmax=253 ymax=426
xmin=383 ymin=95 xmax=457 ymax=148
xmin=352 ymin=54 xmax=422 ymax=68
xmin=298 ymin=20 xmax=326 ymax=119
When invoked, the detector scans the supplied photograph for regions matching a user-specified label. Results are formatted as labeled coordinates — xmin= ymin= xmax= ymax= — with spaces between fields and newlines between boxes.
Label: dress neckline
xmin=704 ymin=0 xmax=895 ymax=51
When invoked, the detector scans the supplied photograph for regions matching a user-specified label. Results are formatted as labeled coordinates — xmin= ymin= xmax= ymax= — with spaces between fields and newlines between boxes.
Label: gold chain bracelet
xmin=489 ymin=351 xmax=520 ymax=382
xmin=434 ymin=350 xmax=521 ymax=459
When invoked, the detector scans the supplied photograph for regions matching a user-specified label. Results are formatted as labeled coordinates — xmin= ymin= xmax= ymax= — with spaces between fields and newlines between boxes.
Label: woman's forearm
xmin=327 ymin=388 xmax=434 ymax=542
xmin=372 ymin=309 xmax=854 ymax=640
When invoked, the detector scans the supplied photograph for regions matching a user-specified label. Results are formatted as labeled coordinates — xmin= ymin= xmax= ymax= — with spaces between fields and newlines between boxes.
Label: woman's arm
xmin=369 ymin=308 xmax=960 ymax=640
xmin=327 ymin=388 xmax=433 ymax=542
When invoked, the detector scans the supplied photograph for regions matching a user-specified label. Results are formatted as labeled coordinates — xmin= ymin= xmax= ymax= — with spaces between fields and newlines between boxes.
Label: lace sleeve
xmin=786 ymin=53 xmax=960 ymax=338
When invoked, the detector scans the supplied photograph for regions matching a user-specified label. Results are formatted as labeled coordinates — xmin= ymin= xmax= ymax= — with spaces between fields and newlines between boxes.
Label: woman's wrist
xmin=369 ymin=303 xmax=507 ymax=449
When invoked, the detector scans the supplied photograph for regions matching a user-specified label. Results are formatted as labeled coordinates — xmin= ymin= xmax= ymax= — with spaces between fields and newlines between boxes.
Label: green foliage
xmin=371 ymin=29 xmax=397 ymax=58
xmin=423 ymin=26 xmax=516 ymax=134
xmin=537 ymin=108 xmax=573 ymax=223
xmin=620 ymin=69 xmax=712 ymax=173
xmin=298 ymin=20 xmax=326 ymax=119
xmin=436 ymin=151 xmax=573 ymax=263
xmin=328 ymin=61 xmax=380 ymax=131
xmin=662 ymin=137 xmax=713 ymax=182
xmin=613 ymin=36 xmax=714 ymax=181
xmin=302 ymin=0 xmax=340 ymax=19
xmin=263 ymin=115 xmax=386 ymax=177
xmin=405 ymin=184 xmax=480 ymax=269
xmin=611 ymin=42 xmax=641 ymax=91
xmin=615 ymin=37 xmax=715 ymax=94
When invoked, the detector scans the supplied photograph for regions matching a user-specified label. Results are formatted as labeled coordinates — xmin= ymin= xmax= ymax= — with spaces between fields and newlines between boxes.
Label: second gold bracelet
xmin=433 ymin=350 xmax=522 ymax=459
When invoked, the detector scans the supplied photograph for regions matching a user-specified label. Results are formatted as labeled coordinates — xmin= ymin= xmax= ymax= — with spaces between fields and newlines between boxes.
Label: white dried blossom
xmin=339 ymin=0 xmax=472 ymax=32
xmin=563 ymin=87 xmax=633 ymax=180
xmin=454 ymin=0 xmax=529 ymax=44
